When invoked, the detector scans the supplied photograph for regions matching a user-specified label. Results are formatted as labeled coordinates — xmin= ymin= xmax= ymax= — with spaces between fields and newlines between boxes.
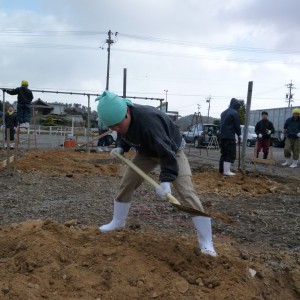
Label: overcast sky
xmin=1 ymin=0 xmax=300 ymax=118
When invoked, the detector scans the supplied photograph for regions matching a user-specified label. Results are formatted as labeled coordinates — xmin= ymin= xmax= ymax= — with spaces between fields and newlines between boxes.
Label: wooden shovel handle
xmin=114 ymin=152 xmax=181 ymax=205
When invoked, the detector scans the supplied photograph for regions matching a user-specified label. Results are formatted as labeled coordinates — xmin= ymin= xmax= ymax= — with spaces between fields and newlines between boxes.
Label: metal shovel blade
xmin=170 ymin=202 xmax=210 ymax=217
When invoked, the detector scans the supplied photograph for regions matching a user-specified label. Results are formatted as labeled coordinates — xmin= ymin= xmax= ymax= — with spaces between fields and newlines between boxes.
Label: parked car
xmin=182 ymin=124 xmax=220 ymax=148
xmin=239 ymin=125 xmax=257 ymax=147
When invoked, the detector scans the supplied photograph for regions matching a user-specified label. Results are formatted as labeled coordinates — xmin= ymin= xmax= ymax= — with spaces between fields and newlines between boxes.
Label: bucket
xmin=64 ymin=139 xmax=77 ymax=148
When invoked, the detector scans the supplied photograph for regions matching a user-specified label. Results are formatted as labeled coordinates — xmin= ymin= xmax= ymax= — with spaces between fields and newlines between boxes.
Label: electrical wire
xmin=118 ymin=32 xmax=300 ymax=55
xmin=112 ymin=48 xmax=300 ymax=65
xmin=0 ymin=30 xmax=107 ymax=36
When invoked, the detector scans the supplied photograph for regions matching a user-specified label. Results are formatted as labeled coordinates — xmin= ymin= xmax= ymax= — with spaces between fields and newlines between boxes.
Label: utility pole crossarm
xmin=285 ymin=81 xmax=296 ymax=108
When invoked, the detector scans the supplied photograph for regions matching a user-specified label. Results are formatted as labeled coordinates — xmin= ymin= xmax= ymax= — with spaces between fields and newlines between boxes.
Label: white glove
xmin=110 ymin=147 xmax=124 ymax=159
xmin=267 ymin=130 xmax=272 ymax=135
xmin=280 ymin=133 xmax=285 ymax=140
xmin=155 ymin=182 xmax=171 ymax=199
xmin=297 ymin=133 xmax=300 ymax=138
xmin=258 ymin=134 xmax=262 ymax=138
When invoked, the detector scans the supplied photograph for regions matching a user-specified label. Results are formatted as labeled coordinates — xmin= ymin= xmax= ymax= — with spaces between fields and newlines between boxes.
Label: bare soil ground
xmin=0 ymin=149 xmax=299 ymax=300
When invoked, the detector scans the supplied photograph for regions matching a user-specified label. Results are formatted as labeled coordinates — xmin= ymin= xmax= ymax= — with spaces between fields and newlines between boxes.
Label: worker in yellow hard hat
xmin=2 ymin=80 xmax=33 ymax=129
xmin=281 ymin=108 xmax=300 ymax=168
xmin=21 ymin=80 xmax=29 ymax=87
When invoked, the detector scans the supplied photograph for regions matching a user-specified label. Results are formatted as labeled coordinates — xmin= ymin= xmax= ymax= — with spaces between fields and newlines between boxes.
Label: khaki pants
xmin=284 ymin=138 xmax=300 ymax=160
xmin=116 ymin=149 xmax=204 ymax=212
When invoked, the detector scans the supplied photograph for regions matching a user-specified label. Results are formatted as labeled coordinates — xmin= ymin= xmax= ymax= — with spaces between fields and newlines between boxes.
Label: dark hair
xmin=261 ymin=111 xmax=268 ymax=116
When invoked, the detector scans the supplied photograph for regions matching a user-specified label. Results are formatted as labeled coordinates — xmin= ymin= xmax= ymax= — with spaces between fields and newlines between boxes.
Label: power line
xmin=112 ymin=48 xmax=300 ymax=65
xmin=0 ymin=41 xmax=98 ymax=50
xmin=118 ymin=32 xmax=300 ymax=55
xmin=0 ymin=30 xmax=107 ymax=36
xmin=1 ymin=29 xmax=300 ymax=56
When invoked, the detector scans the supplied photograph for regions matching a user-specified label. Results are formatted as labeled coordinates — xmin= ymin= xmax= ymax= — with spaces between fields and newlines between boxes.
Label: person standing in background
xmin=4 ymin=105 xmax=18 ymax=144
xmin=3 ymin=80 xmax=33 ymax=128
xmin=281 ymin=108 xmax=300 ymax=168
xmin=97 ymin=118 xmax=110 ymax=152
xmin=219 ymin=98 xmax=242 ymax=176
xmin=255 ymin=111 xmax=275 ymax=159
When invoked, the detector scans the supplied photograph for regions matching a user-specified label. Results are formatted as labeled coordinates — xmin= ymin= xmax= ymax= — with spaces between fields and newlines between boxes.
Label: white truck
xmin=249 ymin=107 xmax=295 ymax=147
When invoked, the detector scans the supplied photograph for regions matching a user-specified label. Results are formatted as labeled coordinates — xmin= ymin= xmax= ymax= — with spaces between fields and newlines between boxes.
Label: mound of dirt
xmin=14 ymin=149 xmax=300 ymax=198
xmin=0 ymin=219 xmax=298 ymax=300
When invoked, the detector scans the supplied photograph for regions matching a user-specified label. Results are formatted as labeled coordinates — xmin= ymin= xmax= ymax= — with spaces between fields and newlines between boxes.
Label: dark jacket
xmin=284 ymin=117 xmax=300 ymax=138
xmin=5 ymin=111 xmax=18 ymax=129
xmin=98 ymin=120 xmax=109 ymax=133
xmin=220 ymin=98 xmax=241 ymax=140
xmin=6 ymin=86 xmax=33 ymax=104
xmin=118 ymin=104 xmax=182 ymax=182
xmin=255 ymin=119 xmax=275 ymax=140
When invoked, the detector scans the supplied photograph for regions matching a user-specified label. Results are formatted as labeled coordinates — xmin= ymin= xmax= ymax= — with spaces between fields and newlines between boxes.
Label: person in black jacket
xmin=95 ymin=90 xmax=217 ymax=257
xmin=255 ymin=111 xmax=275 ymax=159
xmin=97 ymin=119 xmax=110 ymax=152
xmin=281 ymin=108 xmax=300 ymax=168
xmin=219 ymin=98 xmax=242 ymax=175
xmin=3 ymin=80 xmax=33 ymax=128
xmin=4 ymin=105 xmax=18 ymax=143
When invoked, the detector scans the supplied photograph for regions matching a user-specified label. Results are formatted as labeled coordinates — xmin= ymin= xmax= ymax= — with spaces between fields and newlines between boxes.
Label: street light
xmin=197 ymin=104 xmax=201 ymax=114
xmin=164 ymin=89 xmax=168 ymax=102
xmin=206 ymin=96 xmax=211 ymax=123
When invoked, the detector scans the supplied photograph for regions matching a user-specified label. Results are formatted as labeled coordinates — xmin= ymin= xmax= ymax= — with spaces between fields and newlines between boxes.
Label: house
xmin=50 ymin=103 xmax=67 ymax=115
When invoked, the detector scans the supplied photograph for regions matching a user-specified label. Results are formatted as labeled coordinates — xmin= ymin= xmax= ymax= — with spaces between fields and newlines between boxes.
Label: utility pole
xmin=285 ymin=80 xmax=295 ymax=107
xmin=105 ymin=30 xmax=117 ymax=91
xmin=206 ymin=95 xmax=211 ymax=123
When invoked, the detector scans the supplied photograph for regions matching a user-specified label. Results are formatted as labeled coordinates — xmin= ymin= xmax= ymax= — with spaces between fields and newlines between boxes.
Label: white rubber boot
xmin=223 ymin=161 xmax=235 ymax=176
xmin=281 ymin=159 xmax=291 ymax=166
xmin=289 ymin=160 xmax=298 ymax=168
xmin=99 ymin=200 xmax=131 ymax=232
xmin=97 ymin=146 xmax=104 ymax=152
xmin=104 ymin=146 xmax=109 ymax=152
xmin=192 ymin=216 xmax=217 ymax=257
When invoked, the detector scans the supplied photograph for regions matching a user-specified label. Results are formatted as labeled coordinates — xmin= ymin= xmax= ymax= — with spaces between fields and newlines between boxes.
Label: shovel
xmin=113 ymin=152 xmax=210 ymax=217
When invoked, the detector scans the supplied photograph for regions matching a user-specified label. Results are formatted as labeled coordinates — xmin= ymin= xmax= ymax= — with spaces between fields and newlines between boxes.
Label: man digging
xmin=96 ymin=91 xmax=217 ymax=257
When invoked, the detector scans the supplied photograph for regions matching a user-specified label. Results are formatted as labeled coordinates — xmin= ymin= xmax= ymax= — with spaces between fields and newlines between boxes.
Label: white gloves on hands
xmin=258 ymin=134 xmax=262 ymax=138
xmin=110 ymin=147 xmax=124 ymax=159
xmin=267 ymin=130 xmax=272 ymax=135
xmin=280 ymin=133 xmax=285 ymax=140
xmin=155 ymin=182 xmax=171 ymax=199
xmin=297 ymin=133 xmax=300 ymax=138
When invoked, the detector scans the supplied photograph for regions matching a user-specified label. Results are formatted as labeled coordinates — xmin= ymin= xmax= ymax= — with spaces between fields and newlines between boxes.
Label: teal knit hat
xmin=96 ymin=91 xmax=134 ymax=126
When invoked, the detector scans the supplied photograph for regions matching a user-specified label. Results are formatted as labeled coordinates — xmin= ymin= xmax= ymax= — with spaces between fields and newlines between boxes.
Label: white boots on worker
xmin=192 ymin=216 xmax=217 ymax=257
xmin=100 ymin=202 xmax=217 ymax=257
xmin=97 ymin=146 xmax=109 ymax=152
xmin=223 ymin=161 xmax=235 ymax=176
xmin=99 ymin=200 xmax=131 ymax=232
xmin=282 ymin=159 xmax=298 ymax=168
xmin=281 ymin=159 xmax=291 ymax=166
xmin=289 ymin=160 xmax=298 ymax=168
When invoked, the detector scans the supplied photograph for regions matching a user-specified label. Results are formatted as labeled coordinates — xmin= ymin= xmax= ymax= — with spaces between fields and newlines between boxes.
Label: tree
xmin=213 ymin=119 xmax=221 ymax=126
